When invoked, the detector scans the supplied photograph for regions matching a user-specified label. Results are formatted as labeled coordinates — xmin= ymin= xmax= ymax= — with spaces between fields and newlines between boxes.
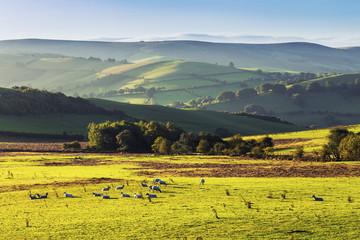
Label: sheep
xmin=149 ymin=185 xmax=161 ymax=193
xmin=93 ymin=193 xmax=102 ymax=197
xmin=116 ymin=185 xmax=124 ymax=190
xmin=121 ymin=192 xmax=131 ymax=197
xmin=312 ymin=195 xmax=323 ymax=201
xmin=153 ymin=178 xmax=161 ymax=184
xmin=64 ymin=192 xmax=73 ymax=198
xmin=36 ymin=193 xmax=48 ymax=199
xmin=102 ymin=186 xmax=111 ymax=191
xmin=134 ymin=193 xmax=142 ymax=198
xmin=158 ymin=180 xmax=167 ymax=187
xmin=200 ymin=178 xmax=205 ymax=185
xmin=141 ymin=183 xmax=148 ymax=187
xmin=146 ymin=193 xmax=157 ymax=198
xmin=29 ymin=194 xmax=38 ymax=200
xmin=101 ymin=194 xmax=110 ymax=199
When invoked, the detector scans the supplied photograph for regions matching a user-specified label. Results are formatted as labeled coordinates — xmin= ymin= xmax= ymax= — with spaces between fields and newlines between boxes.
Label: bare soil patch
xmin=134 ymin=161 xmax=360 ymax=178
xmin=0 ymin=142 xmax=88 ymax=152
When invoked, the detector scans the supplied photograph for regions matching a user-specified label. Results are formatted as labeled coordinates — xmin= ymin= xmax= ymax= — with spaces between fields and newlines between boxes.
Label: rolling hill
xmin=205 ymin=73 xmax=360 ymax=128
xmin=89 ymin=98 xmax=303 ymax=136
xmin=0 ymin=86 xmax=303 ymax=137
xmin=1 ymin=39 xmax=360 ymax=73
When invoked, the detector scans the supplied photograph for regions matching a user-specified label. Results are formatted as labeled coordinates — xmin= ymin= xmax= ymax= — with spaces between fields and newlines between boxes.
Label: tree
xmin=116 ymin=129 xmax=138 ymax=152
xmin=152 ymin=137 xmax=172 ymax=155
xmin=228 ymin=62 xmax=235 ymax=68
xmin=323 ymin=127 xmax=350 ymax=160
xmin=215 ymin=91 xmax=236 ymax=101
xmin=260 ymin=83 xmax=273 ymax=93
xmin=63 ymin=141 xmax=81 ymax=151
xmin=294 ymin=146 xmax=304 ymax=160
xmin=196 ymin=139 xmax=211 ymax=154
xmin=235 ymin=88 xmax=257 ymax=98
xmin=339 ymin=134 xmax=360 ymax=160
xmin=244 ymin=104 xmax=267 ymax=115
xmin=271 ymin=84 xmax=286 ymax=94
xmin=306 ymin=82 xmax=323 ymax=92
xmin=286 ymin=84 xmax=304 ymax=96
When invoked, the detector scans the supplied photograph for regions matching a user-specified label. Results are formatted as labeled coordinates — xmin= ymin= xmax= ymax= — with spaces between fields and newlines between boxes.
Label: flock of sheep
xmin=29 ymin=178 xmax=206 ymax=200
xmin=28 ymin=178 xmax=324 ymax=201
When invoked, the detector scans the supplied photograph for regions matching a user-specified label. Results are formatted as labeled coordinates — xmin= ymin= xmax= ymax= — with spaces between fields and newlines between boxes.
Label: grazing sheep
xmin=312 ymin=195 xmax=324 ymax=201
xmin=64 ymin=192 xmax=73 ymax=198
xmin=29 ymin=194 xmax=38 ymax=200
xmin=121 ymin=192 xmax=131 ymax=197
xmin=101 ymin=194 xmax=110 ymax=199
xmin=141 ymin=183 xmax=148 ymax=187
xmin=146 ymin=193 xmax=157 ymax=198
xmin=149 ymin=185 xmax=161 ymax=193
xmin=158 ymin=180 xmax=167 ymax=187
xmin=36 ymin=193 xmax=48 ymax=199
xmin=102 ymin=186 xmax=111 ymax=191
xmin=116 ymin=185 xmax=124 ymax=190
xmin=200 ymin=178 xmax=205 ymax=185
xmin=134 ymin=193 xmax=142 ymax=198
xmin=153 ymin=178 xmax=161 ymax=184
xmin=93 ymin=193 xmax=102 ymax=197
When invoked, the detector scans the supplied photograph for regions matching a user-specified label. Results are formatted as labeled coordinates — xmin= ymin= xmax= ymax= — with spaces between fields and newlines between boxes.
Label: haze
xmin=0 ymin=0 xmax=359 ymax=47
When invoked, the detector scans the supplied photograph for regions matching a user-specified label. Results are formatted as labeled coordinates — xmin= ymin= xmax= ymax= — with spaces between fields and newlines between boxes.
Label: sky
xmin=0 ymin=0 xmax=359 ymax=47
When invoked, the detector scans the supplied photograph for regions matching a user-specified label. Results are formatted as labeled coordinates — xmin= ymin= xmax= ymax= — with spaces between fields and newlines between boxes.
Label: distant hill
xmin=89 ymin=98 xmax=303 ymax=136
xmin=205 ymin=73 xmax=360 ymax=128
xmin=1 ymin=39 xmax=360 ymax=73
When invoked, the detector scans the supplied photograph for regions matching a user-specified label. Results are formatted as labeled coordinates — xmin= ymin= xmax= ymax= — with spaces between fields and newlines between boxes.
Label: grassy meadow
xmin=243 ymin=124 xmax=360 ymax=155
xmin=0 ymin=153 xmax=359 ymax=239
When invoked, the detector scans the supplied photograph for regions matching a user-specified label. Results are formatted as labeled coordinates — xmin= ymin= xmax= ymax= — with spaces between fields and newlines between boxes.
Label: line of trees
xmin=87 ymin=120 xmax=274 ymax=157
xmin=0 ymin=87 xmax=112 ymax=116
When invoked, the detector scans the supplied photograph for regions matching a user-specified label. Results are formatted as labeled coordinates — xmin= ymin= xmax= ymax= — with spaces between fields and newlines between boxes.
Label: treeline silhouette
xmin=88 ymin=120 xmax=273 ymax=157
xmin=0 ymin=87 xmax=110 ymax=115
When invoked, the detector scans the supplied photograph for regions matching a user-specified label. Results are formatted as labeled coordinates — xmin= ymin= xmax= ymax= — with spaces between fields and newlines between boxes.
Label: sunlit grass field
xmin=0 ymin=154 xmax=359 ymax=239
xmin=244 ymin=124 xmax=360 ymax=154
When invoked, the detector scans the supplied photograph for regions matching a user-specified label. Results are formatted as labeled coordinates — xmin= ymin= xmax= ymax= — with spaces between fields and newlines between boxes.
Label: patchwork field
xmin=1 ymin=153 xmax=359 ymax=239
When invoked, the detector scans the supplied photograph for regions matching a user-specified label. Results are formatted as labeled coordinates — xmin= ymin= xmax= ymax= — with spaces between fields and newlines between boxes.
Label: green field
xmin=0 ymin=154 xmax=359 ymax=239
xmin=243 ymin=124 xmax=360 ymax=154
xmin=206 ymin=91 xmax=360 ymax=128
xmin=90 ymin=99 xmax=303 ymax=135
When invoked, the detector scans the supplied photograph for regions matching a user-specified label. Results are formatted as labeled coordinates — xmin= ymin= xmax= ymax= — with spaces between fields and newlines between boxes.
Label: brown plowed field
xmin=134 ymin=161 xmax=360 ymax=178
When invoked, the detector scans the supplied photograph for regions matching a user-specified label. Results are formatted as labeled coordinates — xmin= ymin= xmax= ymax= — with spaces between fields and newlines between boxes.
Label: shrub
xmin=63 ymin=141 xmax=81 ymax=151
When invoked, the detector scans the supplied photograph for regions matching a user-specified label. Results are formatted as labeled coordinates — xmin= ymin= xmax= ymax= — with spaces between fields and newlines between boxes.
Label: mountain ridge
xmin=1 ymin=39 xmax=360 ymax=72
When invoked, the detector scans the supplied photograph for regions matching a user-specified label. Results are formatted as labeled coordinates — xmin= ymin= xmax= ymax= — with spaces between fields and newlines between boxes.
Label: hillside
xmin=1 ymin=39 xmax=360 ymax=73
xmin=0 ymin=53 xmax=283 ymax=105
xmin=206 ymin=79 xmax=360 ymax=128
xmin=89 ymin=98 xmax=303 ymax=136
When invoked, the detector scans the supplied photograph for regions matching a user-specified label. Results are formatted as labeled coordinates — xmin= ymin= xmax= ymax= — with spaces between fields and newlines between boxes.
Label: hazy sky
xmin=1 ymin=0 xmax=359 ymax=47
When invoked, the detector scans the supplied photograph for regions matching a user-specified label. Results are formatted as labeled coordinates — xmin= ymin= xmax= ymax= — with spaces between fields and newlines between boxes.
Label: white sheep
xmin=146 ymin=193 xmax=157 ymax=198
xmin=101 ymin=194 xmax=110 ymax=199
xmin=36 ymin=193 xmax=48 ymax=199
xmin=29 ymin=194 xmax=38 ymax=200
xmin=121 ymin=192 xmax=130 ymax=197
xmin=102 ymin=186 xmax=111 ymax=191
xmin=153 ymin=178 xmax=161 ymax=184
xmin=158 ymin=180 xmax=167 ymax=187
xmin=64 ymin=192 xmax=73 ymax=198
xmin=141 ymin=183 xmax=148 ymax=187
xmin=200 ymin=178 xmax=205 ymax=185
xmin=93 ymin=193 xmax=102 ymax=197
xmin=312 ymin=195 xmax=323 ymax=201
xmin=134 ymin=193 xmax=142 ymax=198
xmin=116 ymin=185 xmax=124 ymax=190
xmin=149 ymin=185 xmax=161 ymax=193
